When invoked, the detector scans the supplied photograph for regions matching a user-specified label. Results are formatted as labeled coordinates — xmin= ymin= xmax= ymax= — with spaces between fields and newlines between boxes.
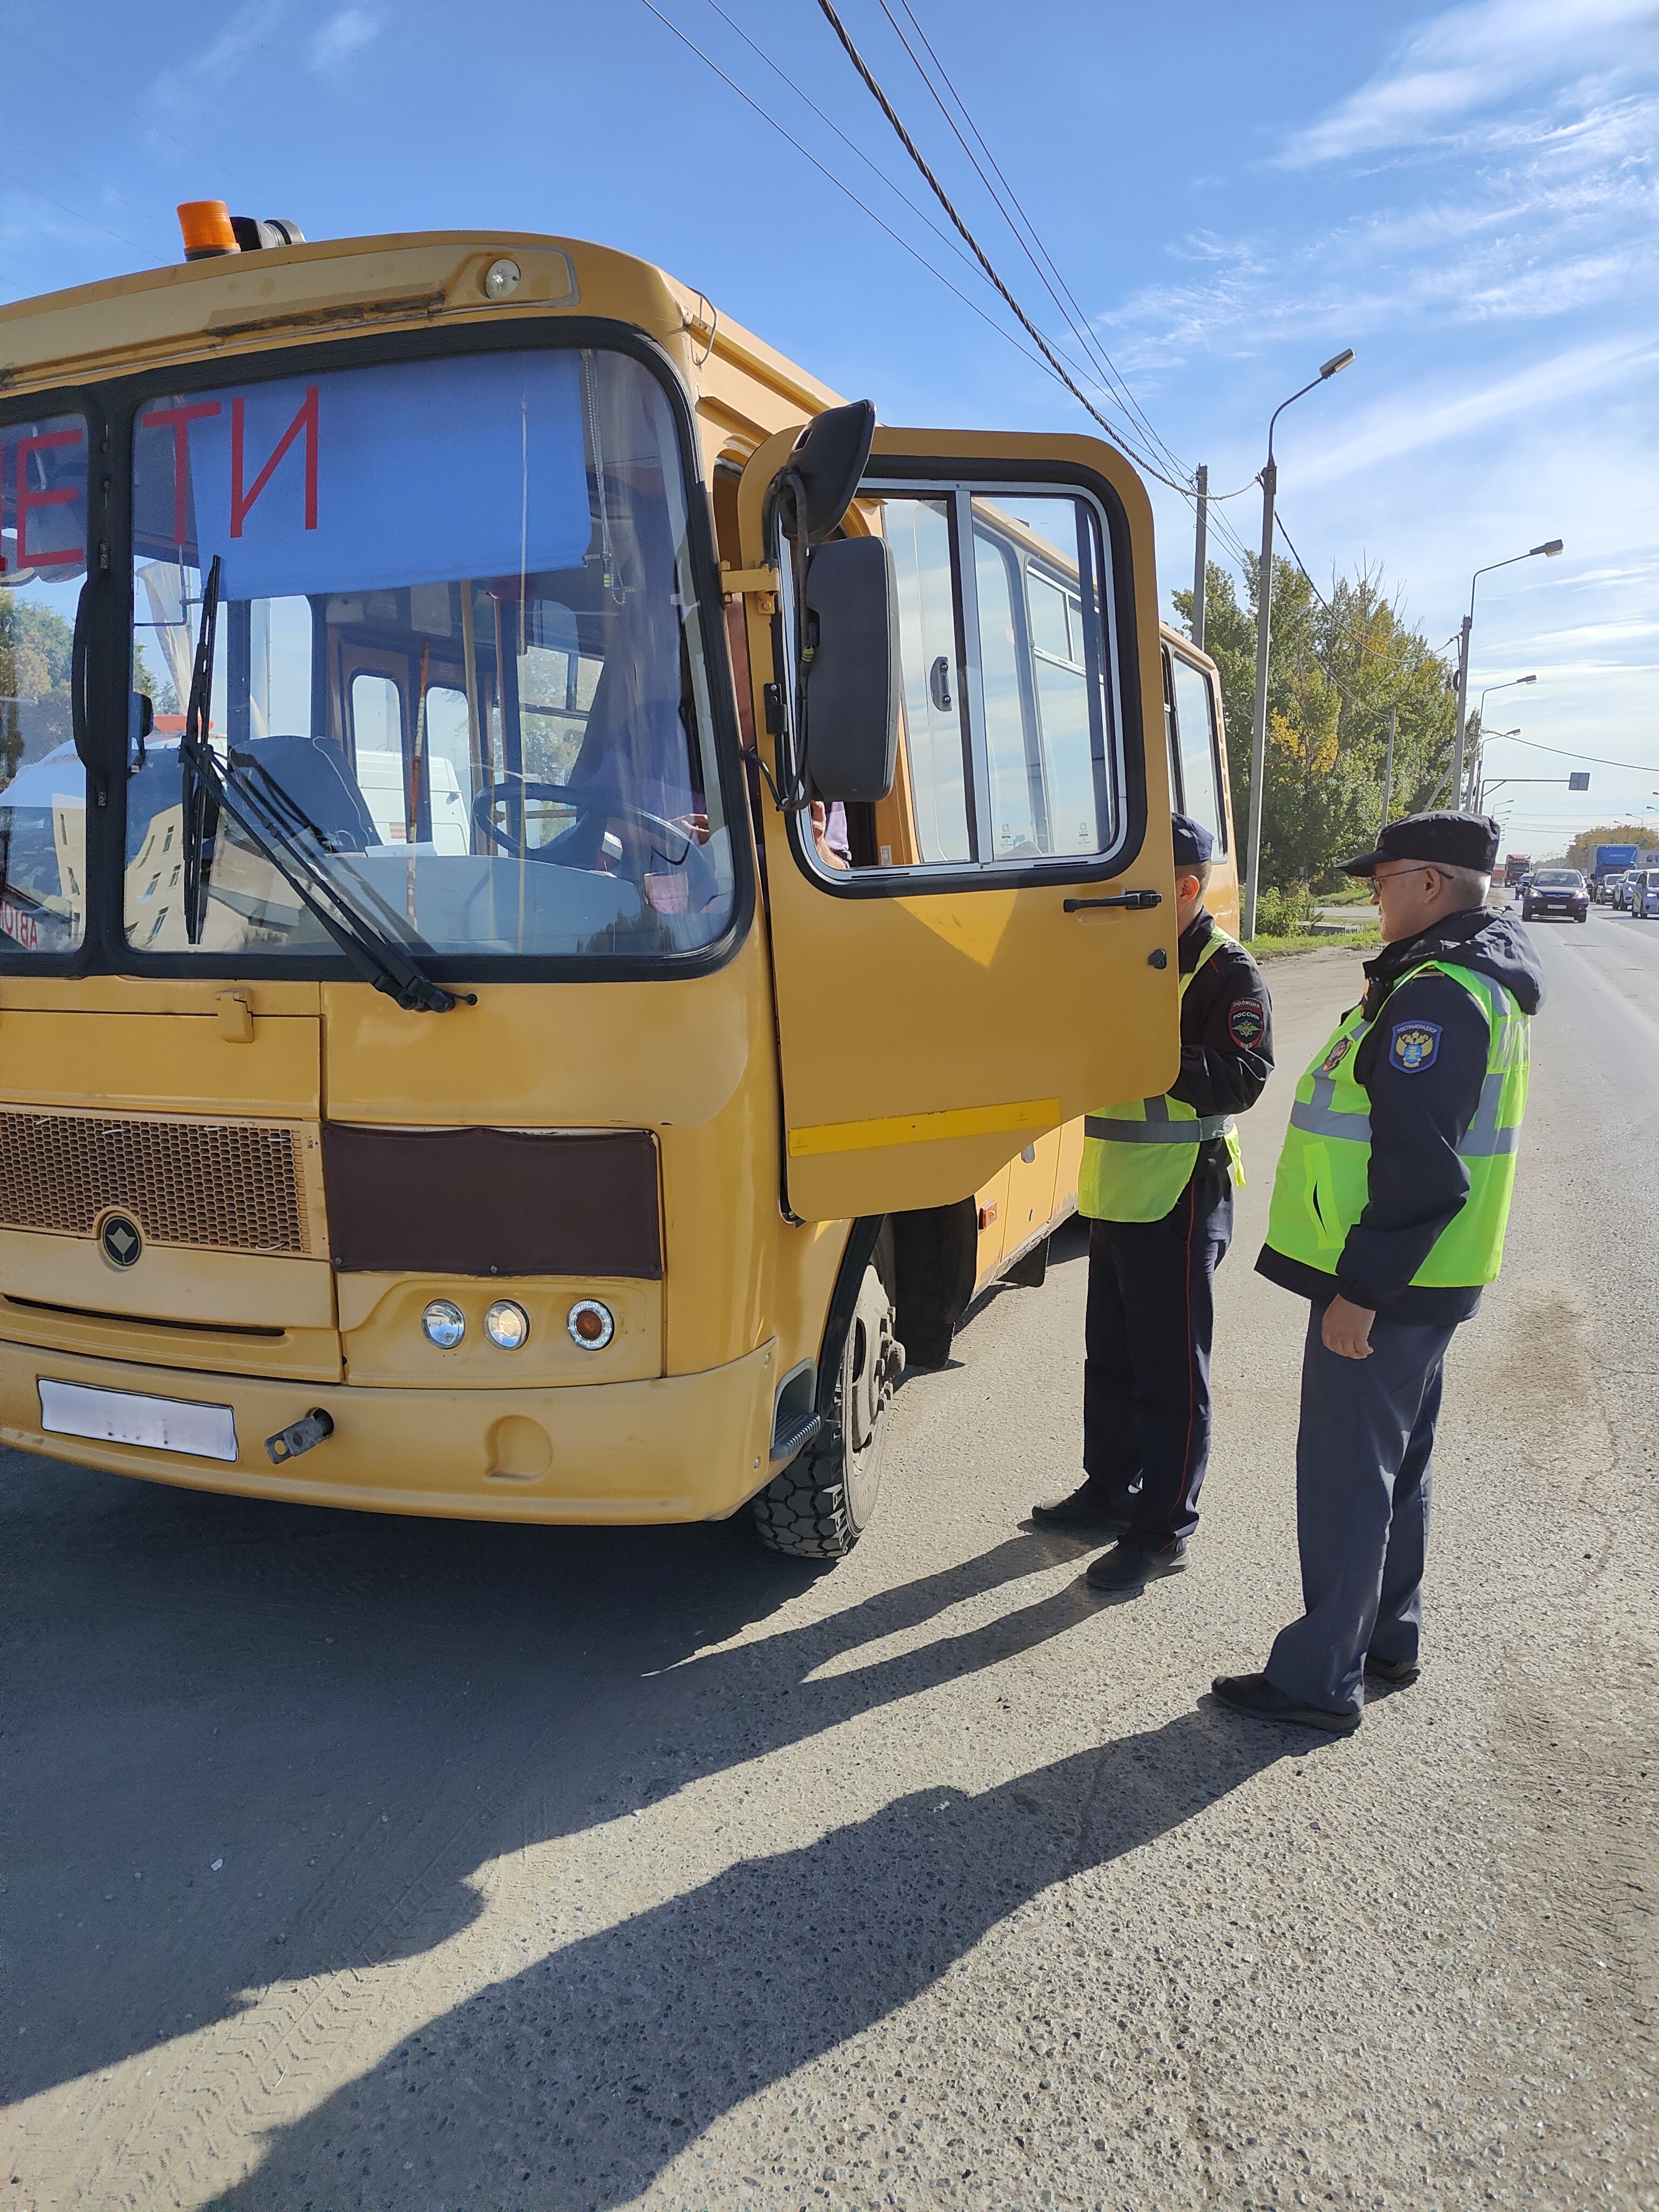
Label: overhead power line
xmin=636 ymin=2 xmax=1071 ymax=386
xmin=877 ymin=0 xmax=1189 ymax=485
xmin=812 ymin=0 xmax=1192 ymax=493
xmin=1483 ymin=730 xmax=1659 ymax=775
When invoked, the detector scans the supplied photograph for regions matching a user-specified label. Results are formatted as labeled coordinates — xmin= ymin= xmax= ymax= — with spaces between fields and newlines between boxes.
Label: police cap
xmin=1171 ymin=813 xmax=1215 ymax=869
xmin=1339 ymin=810 xmax=1500 ymax=878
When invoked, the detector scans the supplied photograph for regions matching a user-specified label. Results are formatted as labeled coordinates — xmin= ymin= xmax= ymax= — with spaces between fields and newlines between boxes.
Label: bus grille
xmin=0 ymin=1111 xmax=313 ymax=1255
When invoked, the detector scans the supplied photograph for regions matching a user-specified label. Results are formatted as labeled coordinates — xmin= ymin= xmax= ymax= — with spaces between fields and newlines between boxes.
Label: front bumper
xmin=0 ymin=1337 xmax=778 ymax=1523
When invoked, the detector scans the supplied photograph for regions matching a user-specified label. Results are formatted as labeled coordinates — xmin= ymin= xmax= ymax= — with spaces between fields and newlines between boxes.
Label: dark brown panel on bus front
xmin=320 ymin=1126 xmax=662 ymax=1278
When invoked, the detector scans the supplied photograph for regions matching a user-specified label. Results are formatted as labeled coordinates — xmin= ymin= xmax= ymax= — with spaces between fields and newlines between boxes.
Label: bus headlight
xmin=567 ymin=1299 xmax=614 ymax=1351
xmin=420 ymin=1299 xmax=466 ymax=1350
xmin=484 ymin=1299 xmax=530 ymax=1351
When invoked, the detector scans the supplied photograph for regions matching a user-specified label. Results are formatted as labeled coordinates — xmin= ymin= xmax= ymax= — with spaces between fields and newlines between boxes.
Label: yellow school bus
xmin=0 ymin=217 xmax=1236 ymax=1556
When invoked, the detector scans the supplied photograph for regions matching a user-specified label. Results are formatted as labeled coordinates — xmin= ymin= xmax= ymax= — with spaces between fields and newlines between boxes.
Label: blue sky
xmin=5 ymin=0 xmax=1655 ymax=850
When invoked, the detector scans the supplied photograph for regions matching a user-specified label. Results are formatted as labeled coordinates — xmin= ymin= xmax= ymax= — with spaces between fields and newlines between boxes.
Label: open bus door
xmin=737 ymin=426 xmax=1180 ymax=1225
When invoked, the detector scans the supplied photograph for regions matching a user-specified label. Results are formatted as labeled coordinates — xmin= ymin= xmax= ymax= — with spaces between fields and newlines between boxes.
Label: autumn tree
xmin=1171 ymin=556 xmax=1459 ymax=895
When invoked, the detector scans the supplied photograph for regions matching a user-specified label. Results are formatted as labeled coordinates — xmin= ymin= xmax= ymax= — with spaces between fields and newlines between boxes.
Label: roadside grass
xmin=1246 ymin=925 xmax=1381 ymax=961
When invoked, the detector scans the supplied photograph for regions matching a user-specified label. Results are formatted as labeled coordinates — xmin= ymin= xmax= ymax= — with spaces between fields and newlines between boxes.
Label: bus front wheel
xmin=752 ymin=1258 xmax=903 ymax=1560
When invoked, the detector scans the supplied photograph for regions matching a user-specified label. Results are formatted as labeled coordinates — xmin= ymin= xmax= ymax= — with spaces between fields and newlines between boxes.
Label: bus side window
xmin=1169 ymin=654 xmax=1225 ymax=850
xmin=847 ymin=484 xmax=1124 ymax=878
xmin=1161 ymin=644 xmax=1181 ymax=810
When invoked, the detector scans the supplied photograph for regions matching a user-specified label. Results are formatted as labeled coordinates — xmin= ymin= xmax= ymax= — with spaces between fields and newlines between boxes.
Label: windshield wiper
xmin=178 ymin=556 xmax=471 ymax=1013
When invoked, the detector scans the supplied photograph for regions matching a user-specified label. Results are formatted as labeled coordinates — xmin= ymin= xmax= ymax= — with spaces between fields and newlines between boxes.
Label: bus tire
xmin=752 ymin=1257 xmax=902 ymax=1560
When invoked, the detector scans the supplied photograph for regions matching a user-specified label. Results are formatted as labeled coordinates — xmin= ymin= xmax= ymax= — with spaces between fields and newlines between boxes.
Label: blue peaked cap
xmin=1171 ymin=813 xmax=1214 ymax=869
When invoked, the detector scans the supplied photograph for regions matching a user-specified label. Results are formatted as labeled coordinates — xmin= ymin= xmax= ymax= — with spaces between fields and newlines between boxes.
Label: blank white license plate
xmin=38 ymin=1379 xmax=239 ymax=1463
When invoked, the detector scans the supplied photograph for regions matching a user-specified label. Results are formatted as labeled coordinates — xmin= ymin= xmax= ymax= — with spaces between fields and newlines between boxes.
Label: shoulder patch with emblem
xmin=1319 ymin=1036 xmax=1354 ymax=1075
xmin=1228 ymin=997 xmax=1265 ymax=1049
xmin=1390 ymin=1020 xmax=1442 ymax=1073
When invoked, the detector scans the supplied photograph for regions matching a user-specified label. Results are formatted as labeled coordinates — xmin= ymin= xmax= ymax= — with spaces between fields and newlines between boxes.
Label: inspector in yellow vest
xmin=1080 ymin=929 xmax=1245 ymax=1224
xmin=1265 ymin=958 xmax=1528 ymax=1288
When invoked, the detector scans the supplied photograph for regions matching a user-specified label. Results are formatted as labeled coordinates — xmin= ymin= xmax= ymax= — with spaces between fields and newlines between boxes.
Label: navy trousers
xmin=1265 ymin=1303 xmax=1456 ymax=1717
xmin=1081 ymin=1168 xmax=1232 ymax=1549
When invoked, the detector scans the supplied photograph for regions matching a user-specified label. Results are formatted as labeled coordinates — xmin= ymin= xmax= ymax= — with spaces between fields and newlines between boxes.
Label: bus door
xmin=738 ymin=428 xmax=1179 ymax=1224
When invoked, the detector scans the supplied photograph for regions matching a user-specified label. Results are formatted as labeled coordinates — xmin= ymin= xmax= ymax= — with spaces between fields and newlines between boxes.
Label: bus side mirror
xmin=802 ymin=537 xmax=899 ymax=804
xmin=790 ymin=400 xmax=876 ymax=544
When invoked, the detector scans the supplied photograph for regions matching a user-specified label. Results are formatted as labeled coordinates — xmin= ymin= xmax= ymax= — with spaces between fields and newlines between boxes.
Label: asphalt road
xmin=4 ymin=903 xmax=1656 ymax=2212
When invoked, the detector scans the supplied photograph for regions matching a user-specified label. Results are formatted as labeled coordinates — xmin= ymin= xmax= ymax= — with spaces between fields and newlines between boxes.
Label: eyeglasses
xmin=1369 ymin=864 xmax=1433 ymax=892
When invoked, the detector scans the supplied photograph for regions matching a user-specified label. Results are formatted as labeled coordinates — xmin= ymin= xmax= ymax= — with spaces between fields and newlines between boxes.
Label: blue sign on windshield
xmin=136 ymin=351 xmax=591 ymax=599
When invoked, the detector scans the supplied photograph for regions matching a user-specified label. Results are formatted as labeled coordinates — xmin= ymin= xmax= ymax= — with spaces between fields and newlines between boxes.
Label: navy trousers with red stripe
xmin=1081 ymin=1167 xmax=1233 ymax=1549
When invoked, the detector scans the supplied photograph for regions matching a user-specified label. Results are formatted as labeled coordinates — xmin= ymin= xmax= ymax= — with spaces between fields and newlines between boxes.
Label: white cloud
xmin=310 ymin=5 xmax=382 ymax=70
xmin=1280 ymin=0 xmax=1659 ymax=166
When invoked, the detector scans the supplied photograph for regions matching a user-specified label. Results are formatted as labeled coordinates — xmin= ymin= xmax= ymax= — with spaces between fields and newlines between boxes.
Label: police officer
xmin=1033 ymin=815 xmax=1274 ymax=1592
xmin=1214 ymin=811 xmax=1543 ymax=1734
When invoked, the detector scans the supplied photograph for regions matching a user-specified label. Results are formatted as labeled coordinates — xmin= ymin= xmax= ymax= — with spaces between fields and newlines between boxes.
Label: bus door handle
xmin=1063 ymin=889 xmax=1163 ymax=913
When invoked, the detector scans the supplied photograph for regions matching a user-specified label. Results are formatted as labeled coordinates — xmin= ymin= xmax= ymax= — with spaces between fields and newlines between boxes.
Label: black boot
xmin=1086 ymin=1537 xmax=1188 ymax=1592
xmin=1030 ymin=1483 xmax=1131 ymax=1536
xmin=1211 ymin=1671 xmax=1361 ymax=1736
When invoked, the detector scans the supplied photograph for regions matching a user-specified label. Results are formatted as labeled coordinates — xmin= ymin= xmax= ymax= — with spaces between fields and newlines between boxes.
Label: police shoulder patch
xmin=1390 ymin=1020 xmax=1442 ymax=1073
xmin=1228 ymin=997 xmax=1265 ymax=1048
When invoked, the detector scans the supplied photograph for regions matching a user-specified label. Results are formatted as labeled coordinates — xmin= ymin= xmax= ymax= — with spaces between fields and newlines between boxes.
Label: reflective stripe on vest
xmin=1078 ymin=928 xmax=1243 ymax=1223
xmin=1264 ymin=957 xmax=1529 ymax=1288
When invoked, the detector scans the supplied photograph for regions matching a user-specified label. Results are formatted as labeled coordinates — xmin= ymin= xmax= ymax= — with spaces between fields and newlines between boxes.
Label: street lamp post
xmin=1243 ymin=348 xmax=1355 ymax=940
xmin=1473 ymin=731 xmax=1520 ymax=811
xmin=1451 ymin=547 xmax=1562 ymax=809
xmin=1465 ymin=675 xmax=1537 ymax=810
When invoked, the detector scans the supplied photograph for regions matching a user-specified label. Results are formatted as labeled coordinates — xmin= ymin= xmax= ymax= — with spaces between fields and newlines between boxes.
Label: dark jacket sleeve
xmin=1337 ymin=972 xmax=1488 ymax=1310
xmin=1169 ymin=946 xmax=1274 ymax=1118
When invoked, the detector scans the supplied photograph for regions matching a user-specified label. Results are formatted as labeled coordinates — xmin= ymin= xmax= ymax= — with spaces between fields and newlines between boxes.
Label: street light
xmin=1243 ymin=347 xmax=1355 ymax=939
xmin=1451 ymin=545 xmax=1563 ymax=807
xmin=1476 ymin=675 xmax=1537 ymax=726
xmin=1466 ymin=676 xmax=1537 ymax=808
xmin=1478 ymin=734 xmax=1522 ymax=814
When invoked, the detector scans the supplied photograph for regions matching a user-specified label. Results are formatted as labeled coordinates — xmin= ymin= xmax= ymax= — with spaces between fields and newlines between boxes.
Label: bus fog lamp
xmin=485 ymin=1299 xmax=530 ymax=1350
xmin=421 ymin=1299 xmax=466 ymax=1350
xmin=483 ymin=257 xmax=521 ymax=300
xmin=567 ymin=1299 xmax=614 ymax=1351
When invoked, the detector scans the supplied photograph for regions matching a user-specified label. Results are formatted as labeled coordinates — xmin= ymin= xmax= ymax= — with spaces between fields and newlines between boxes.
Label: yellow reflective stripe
xmin=787 ymin=1097 xmax=1062 ymax=1158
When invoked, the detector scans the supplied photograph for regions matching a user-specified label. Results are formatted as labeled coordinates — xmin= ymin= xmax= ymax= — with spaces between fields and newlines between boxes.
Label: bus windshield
xmin=125 ymin=347 xmax=731 ymax=967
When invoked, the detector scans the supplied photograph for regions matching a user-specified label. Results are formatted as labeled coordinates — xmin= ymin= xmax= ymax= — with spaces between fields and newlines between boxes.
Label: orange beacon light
xmin=177 ymin=201 xmax=240 ymax=261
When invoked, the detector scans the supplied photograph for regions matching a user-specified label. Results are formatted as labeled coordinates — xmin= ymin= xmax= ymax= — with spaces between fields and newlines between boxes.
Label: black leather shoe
xmin=1086 ymin=1539 xmax=1188 ymax=1592
xmin=1030 ymin=1483 xmax=1131 ymax=1536
xmin=1210 ymin=1671 xmax=1361 ymax=1735
xmin=1365 ymin=1654 xmax=1420 ymax=1686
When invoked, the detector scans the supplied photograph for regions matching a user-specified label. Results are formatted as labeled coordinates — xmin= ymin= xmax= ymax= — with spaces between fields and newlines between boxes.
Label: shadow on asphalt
xmin=5 ymin=1205 xmax=1272 ymax=2203
xmin=7 ymin=1437 xmax=1096 ymax=2108
xmin=211 ymin=1710 xmax=1299 ymax=2209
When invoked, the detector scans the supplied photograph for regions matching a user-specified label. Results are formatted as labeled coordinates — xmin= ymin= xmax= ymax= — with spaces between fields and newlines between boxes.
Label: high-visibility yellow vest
xmin=1079 ymin=929 xmax=1245 ymax=1223
xmin=1264 ymin=958 xmax=1529 ymax=1288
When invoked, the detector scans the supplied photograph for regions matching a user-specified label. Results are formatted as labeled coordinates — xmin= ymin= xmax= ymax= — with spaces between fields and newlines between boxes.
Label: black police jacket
xmin=1172 ymin=910 xmax=1274 ymax=1178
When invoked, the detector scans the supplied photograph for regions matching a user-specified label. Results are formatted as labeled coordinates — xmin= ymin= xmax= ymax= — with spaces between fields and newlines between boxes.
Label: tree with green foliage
xmin=1171 ymin=557 xmax=1459 ymax=896
xmin=0 ymin=595 xmax=73 ymax=783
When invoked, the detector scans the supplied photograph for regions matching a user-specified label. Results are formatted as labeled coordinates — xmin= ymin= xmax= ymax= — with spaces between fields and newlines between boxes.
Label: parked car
xmin=1631 ymin=868 xmax=1659 ymax=920
xmin=1522 ymin=868 xmax=1590 ymax=923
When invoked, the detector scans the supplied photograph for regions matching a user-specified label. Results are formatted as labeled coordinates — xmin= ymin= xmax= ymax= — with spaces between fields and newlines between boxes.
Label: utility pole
xmin=1451 ymin=615 xmax=1472 ymax=813
xmin=1380 ymin=704 xmax=1396 ymax=835
xmin=1244 ymin=456 xmax=1276 ymax=941
xmin=1191 ymin=464 xmax=1208 ymax=655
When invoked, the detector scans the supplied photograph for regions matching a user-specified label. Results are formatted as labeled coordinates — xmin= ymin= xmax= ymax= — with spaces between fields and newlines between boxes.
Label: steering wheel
xmin=470 ymin=779 xmax=719 ymax=912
